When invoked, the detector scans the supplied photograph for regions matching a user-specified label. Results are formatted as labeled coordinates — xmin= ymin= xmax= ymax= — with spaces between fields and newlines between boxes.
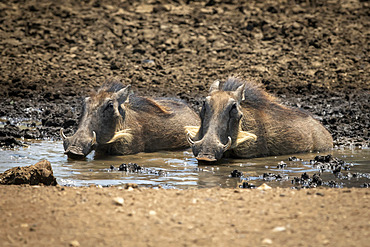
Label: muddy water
xmin=0 ymin=140 xmax=369 ymax=189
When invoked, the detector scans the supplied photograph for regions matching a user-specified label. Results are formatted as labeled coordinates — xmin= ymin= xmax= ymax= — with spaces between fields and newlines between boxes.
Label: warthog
xmin=61 ymin=79 xmax=200 ymax=159
xmin=186 ymin=77 xmax=333 ymax=162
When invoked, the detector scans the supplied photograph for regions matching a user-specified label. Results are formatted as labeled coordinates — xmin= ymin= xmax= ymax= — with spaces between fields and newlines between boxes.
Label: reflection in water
xmin=0 ymin=140 xmax=369 ymax=189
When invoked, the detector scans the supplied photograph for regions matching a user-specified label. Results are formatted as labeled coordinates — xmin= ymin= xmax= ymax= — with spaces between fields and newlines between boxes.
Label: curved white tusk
xmin=91 ymin=131 xmax=97 ymax=145
xmin=60 ymin=128 xmax=67 ymax=140
xmin=223 ymin=136 xmax=232 ymax=151
xmin=186 ymin=131 xmax=195 ymax=146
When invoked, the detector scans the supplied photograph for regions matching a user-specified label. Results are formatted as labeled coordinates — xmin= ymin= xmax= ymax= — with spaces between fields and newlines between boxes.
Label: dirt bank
xmin=0 ymin=186 xmax=369 ymax=246
xmin=0 ymin=0 xmax=369 ymax=147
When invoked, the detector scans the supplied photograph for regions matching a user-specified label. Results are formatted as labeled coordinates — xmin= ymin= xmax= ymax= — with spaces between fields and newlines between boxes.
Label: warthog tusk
xmin=186 ymin=131 xmax=195 ymax=146
xmin=107 ymin=129 xmax=132 ymax=144
xmin=60 ymin=128 xmax=67 ymax=140
xmin=223 ymin=136 xmax=232 ymax=151
xmin=235 ymin=131 xmax=257 ymax=147
xmin=184 ymin=126 xmax=200 ymax=138
xmin=91 ymin=131 xmax=97 ymax=145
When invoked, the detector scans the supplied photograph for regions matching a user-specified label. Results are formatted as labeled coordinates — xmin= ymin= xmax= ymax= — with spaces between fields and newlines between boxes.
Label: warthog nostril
xmin=65 ymin=151 xmax=86 ymax=160
xmin=65 ymin=145 xmax=86 ymax=159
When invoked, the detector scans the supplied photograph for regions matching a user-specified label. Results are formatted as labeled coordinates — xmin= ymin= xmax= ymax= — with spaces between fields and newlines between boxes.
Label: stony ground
xmin=1 ymin=186 xmax=369 ymax=247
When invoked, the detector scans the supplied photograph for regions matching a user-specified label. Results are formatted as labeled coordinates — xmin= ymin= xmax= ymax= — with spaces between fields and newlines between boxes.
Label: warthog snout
xmin=60 ymin=128 xmax=96 ymax=159
xmin=187 ymin=132 xmax=232 ymax=162
xmin=185 ymin=78 xmax=258 ymax=162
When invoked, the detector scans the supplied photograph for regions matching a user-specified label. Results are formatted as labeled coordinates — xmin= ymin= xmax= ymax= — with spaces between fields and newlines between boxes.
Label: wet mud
xmin=100 ymin=152 xmax=370 ymax=188
xmin=109 ymin=162 xmax=168 ymax=176
xmin=0 ymin=0 xmax=369 ymax=150
xmin=232 ymin=154 xmax=370 ymax=189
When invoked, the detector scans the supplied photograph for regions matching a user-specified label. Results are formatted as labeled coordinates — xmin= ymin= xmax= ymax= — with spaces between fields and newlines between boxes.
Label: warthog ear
xmin=115 ymin=85 xmax=131 ymax=105
xmin=184 ymin=126 xmax=200 ymax=139
xmin=106 ymin=129 xmax=133 ymax=144
xmin=233 ymin=84 xmax=245 ymax=102
xmin=234 ymin=131 xmax=257 ymax=147
xmin=209 ymin=80 xmax=220 ymax=93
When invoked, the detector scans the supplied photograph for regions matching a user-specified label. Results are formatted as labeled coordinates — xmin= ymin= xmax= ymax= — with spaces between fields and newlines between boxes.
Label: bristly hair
xmin=222 ymin=77 xmax=277 ymax=106
xmin=97 ymin=78 xmax=126 ymax=93
xmin=89 ymin=78 xmax=126 ymax=102
xmin=127 ymin=96 xmax=172 ymax=115
xmin=222 ymin=77 xmax=308 ymax=117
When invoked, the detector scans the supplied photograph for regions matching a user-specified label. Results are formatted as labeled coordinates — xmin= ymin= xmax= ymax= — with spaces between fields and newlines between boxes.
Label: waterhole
xmin=1 ymin=140 xmax=369 ymax=189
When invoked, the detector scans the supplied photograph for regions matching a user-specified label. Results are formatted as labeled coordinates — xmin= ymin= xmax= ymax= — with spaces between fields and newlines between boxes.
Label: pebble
xmin=262 ymin=238 xmax=273 ymax=244
xmin=257 ymin=183 xmax=272 ymax=190
xmin=69 ymin=240 xmax=80 ymax=247
xmin=113 ymin=197 xmax=124 ymax=206
xmin=272 ymin=226 xmax=286 ymax=232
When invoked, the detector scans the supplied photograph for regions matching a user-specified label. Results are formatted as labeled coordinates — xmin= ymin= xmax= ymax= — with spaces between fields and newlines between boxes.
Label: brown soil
xmin=0 ymin=0 xmax=369 ymax=146
xmin=1 ymin=0 xmax=370 ymax=245
xmin=1 ymin=186 xmax=369 ymax=246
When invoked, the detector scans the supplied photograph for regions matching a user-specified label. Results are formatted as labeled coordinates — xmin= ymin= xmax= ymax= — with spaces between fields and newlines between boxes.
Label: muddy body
xmin=187 ymin=78 xmax=333 ymax=162
xmin=62 ymin=79 xmax=200 ymax=159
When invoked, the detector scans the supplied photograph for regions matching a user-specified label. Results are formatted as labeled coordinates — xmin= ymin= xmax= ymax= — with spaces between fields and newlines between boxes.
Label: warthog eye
xmin=104 ymin=101 xmax=114 ymax=111
xmin=230 ymin=103 xmax=238 ymax=115
xmin=230 ymin=103 xmax=242 ymax=120
xmin=200 ymin=101 xmax=207 ymax=118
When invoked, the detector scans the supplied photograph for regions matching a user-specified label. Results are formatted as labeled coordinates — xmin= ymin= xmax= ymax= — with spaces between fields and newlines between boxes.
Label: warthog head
xmin=186 ymin=80 xmax=257 ymax=162
xmin=61 ymin=83 xmax=131 ymax=159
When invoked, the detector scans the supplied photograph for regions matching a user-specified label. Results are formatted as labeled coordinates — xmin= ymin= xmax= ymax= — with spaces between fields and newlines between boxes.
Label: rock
xmin=113 ymin=197 xmax=124 ymax=206
xmin=257 ymin=183 xmax=272 ymax=190
xmin=240 ymin=181 xmax=256 ymax=189
xmin=230 ymin=169 xmax=243 ymax=177
xmin=262 ymin=173 xmax=285 ymax=181
xmin=124 ymin=183 xmax=138 ymax=190
xmin=118 ymin=163 xmax=142 ymax=172
xmin=69 ymin=240 xmax=80 ymax=247
xmin=288 ymin=157 xmax=302 ymax=162
xmin=0 ymin=136 xmax=23 ymax=147
xmin=0 ymin=160 xmax=57 ymax=186
xmin=272 ymin=226 xmax=286 ymax=232
xmin=277 ymin=161 xmax=287 ymax=168
xmin=262 ymin=238 xmax=273 ymax=244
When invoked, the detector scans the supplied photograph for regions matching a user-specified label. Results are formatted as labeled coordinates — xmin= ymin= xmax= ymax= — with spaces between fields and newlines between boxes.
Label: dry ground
xmin=1 ymin=186 xmax=369 ymax=247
